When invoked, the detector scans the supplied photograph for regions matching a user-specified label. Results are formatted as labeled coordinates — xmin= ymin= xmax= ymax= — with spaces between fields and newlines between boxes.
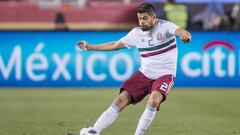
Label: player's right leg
xmin=90 ymin=91 xmax=131 ymax=134
xmin=81 ymin=70 xmax=150 ymax=135
xmin=134 ymin=74 xmax=175 ymax=135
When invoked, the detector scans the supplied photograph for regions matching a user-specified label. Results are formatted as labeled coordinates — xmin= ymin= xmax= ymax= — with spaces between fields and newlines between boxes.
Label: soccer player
xmin=77 ymin=2 xmax=191 ymax=135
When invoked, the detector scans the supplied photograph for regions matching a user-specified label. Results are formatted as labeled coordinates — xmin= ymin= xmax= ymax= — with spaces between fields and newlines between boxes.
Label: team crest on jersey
xmin=157 ymin=33 xmax=162 ymax=40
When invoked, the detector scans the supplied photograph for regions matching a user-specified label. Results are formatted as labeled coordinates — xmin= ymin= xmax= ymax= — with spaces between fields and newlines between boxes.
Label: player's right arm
xmin=77 ymin=41 xmax=126 ymax=51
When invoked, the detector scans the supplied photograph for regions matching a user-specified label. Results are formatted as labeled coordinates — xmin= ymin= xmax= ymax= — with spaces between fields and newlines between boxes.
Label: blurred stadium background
xmin=0 ymin=0 xmax=240 ymax=135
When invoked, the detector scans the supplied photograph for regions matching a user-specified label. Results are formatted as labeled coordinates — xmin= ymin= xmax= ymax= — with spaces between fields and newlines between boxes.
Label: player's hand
xmin=180 ymin=33 xmax=191 ymax=43
xmin=175 ymin=28 xmax=191 ymax=44
xmin=77 ymin=41 xmax=89 ymax=51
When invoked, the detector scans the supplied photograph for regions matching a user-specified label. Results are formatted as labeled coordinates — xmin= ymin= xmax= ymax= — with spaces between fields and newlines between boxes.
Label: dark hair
xmin=137 ymin=3 xmax=156 ymax=15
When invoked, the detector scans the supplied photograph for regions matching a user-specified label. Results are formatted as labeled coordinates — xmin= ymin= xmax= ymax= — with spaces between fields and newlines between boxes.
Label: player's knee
xmin=113 ymin=95 xmax=130 ymax=109
xmin=113 ymin=97 xmax=127 ymax=109
xmin=113 ymin=96 xmax=121 ymax=106
xmin=148 ymin=97 xmax=161 ymax=108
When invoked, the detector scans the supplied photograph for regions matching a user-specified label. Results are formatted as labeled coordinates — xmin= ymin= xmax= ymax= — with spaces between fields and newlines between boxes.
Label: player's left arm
xmin=175 ymin=28 xmax=192 ymax=43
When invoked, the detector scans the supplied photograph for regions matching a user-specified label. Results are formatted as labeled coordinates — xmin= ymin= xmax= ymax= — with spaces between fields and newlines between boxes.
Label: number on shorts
xmin=160 ymin=82 xmax=168 ymax=92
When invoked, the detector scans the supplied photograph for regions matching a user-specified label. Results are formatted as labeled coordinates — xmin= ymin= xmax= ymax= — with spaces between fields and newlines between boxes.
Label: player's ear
xmin=152 ymin=14 xmax=156 ymax=19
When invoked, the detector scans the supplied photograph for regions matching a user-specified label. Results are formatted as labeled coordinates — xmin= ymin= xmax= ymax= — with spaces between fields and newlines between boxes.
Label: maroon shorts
xmin=120 ymin=71 xmax=175 ymax=104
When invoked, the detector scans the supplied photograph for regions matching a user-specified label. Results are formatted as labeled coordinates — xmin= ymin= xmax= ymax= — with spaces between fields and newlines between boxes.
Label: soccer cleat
xmin=88 ymin=129 xmax=98 ymax=134
xmin=79 ymin=127 xmax=99 ymax=135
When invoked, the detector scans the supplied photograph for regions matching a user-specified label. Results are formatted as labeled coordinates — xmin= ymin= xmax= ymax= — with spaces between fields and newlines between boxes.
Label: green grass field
xmin=0 ymin=88 xmax=240 ymax=135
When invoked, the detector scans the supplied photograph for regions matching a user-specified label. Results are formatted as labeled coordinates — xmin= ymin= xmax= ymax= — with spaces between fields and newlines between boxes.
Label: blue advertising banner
xmin=176 ymin=32 xmax=240 ymax=87
xmin=0 ymin=31 xmax=239 ymax=87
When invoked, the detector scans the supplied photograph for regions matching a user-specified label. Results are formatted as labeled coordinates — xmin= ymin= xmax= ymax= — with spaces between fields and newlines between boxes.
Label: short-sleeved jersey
xmin=120 ymin=19 xmax=179 ymax=79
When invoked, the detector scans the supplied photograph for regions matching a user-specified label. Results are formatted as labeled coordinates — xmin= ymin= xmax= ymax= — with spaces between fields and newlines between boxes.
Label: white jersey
xmin=120 ymin=19 xmax=179 ymax=79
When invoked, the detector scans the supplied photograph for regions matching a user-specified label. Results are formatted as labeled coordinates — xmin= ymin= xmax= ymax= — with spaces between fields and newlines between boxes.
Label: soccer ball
xmin=79 ymin=127 xmax=99 ymax=135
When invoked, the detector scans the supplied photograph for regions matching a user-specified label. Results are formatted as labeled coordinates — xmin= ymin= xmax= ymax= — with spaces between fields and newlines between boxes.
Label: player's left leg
xmin=134 ymin=75 xmax=174 ymax=135
xmin=134 ymin=91 xmax=163 ymax=135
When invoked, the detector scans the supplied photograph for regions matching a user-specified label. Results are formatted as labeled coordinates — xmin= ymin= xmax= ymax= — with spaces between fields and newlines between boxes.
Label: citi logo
xmin=181 ymin=40 xmax=238 ymax=78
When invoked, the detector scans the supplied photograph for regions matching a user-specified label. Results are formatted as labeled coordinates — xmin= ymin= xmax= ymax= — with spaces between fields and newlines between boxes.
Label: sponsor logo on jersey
xmin=157 ymin=33 xmax=162 ymax=40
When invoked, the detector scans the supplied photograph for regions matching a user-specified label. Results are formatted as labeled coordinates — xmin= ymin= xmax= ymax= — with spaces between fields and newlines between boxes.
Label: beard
xmin=140 ymin=24 xmax=153 ymax=31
